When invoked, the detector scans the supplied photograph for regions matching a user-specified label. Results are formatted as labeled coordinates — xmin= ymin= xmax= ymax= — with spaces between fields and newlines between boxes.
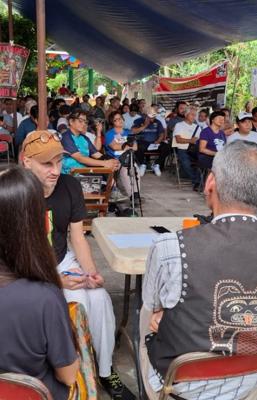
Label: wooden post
xmin=36 ymin=0 xmax=47 ymax=130
xmin=8 ymin=0 xmax=14 ymax=42
xmin=0 ymin=13 xmax=2 ymax=42
xmin=7 ymin=0 xmax=17 ymax=138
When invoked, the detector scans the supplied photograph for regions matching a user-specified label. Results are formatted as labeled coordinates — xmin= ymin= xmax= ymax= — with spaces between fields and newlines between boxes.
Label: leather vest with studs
xmin=146 ymin=215 xmax=257 ymax=382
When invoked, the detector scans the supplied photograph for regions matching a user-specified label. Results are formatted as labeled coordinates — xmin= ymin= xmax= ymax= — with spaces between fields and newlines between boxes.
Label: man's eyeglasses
xmin=76 ymin=117 xmax=88 ymax=124
xmin=113 ymin=117 xmax=123 ymax=122
xmin=24 ymin=132 xmax=61 ymax=150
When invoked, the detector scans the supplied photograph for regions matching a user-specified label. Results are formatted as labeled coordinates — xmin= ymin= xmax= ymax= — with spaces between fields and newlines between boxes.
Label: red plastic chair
xmin=0 ymin=142 xmax=9 ymax=164
xmin=159 ymin=352 xmax=257 ymax=400
xmin=0 ymin=133 xmax=14 ymax=159
xmin=0 ymin=373 xmax=53 ymax=400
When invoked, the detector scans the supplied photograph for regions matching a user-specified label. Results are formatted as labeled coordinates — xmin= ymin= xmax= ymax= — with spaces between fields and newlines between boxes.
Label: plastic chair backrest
xmin=0 ymin=373 xmax=53 ymax=400
xmin=0 ymin=134 xmax=12 ymax=143
xmin=0 ymin=142 xmax=9 ymax=152
xmin=159 ymin=352 xmax=257 ymax=400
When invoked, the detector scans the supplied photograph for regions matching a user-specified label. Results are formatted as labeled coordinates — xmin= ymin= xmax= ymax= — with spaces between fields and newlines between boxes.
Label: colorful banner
xmin=0 ymin=43 xmax=30 ymax=98
xmin=153 ymin=63 xmax=227 ymax=110
xmin=46 ymin=52 xmax=85 ymax=77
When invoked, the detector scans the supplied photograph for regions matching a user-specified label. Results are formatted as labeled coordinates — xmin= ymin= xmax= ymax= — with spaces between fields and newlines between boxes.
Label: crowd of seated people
xmin=0 ymin=95 xmax=175 ymax=207
xmin=3 ymin=93 xmax=257 ymax=194
xmin=2 ymin=93 xmax=257 ymax=191
xmin=2 ymin=91 xmax=257 ymax=400
xmin=2 ymin=139 xmax=257 ymax=400
xmin=169 ymin=99 xmax=257 ymax=191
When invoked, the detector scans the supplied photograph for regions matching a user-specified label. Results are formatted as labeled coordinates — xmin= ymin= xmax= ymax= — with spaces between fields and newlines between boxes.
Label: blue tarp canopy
xmin=11 ymin=0 xmax=257 ymax=82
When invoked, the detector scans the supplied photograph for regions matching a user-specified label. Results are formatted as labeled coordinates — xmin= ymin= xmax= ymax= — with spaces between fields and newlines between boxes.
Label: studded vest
xmin=147 ymin=215 xmax=257 ymax=382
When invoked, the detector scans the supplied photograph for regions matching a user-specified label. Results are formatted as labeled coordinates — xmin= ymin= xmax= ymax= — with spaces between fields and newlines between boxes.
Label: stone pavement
xmin=88 ymin=171 xmax=209 ymax=399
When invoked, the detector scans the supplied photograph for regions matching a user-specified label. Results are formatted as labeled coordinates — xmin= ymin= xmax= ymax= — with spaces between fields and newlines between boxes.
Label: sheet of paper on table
xmin=108 ymin=233 xmax=158 ymax=248
xmin=147 ymin=143 xmax=160 ymax=151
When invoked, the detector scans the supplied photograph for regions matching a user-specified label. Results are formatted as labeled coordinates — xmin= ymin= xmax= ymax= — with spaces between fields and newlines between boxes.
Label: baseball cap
xmin=22 ymin=130 xmax=66 ymax=162
xmin=25 ymin=99 xmax=37 ymax=114
xmin=237 ymin=111 xmax=252 ymax=122
xmin=57 ymin=117 xmax=68 ymax=131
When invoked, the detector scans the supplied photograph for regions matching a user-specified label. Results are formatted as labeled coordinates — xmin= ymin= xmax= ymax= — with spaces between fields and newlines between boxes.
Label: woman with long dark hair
xmin=0 ymin=165 xmax=78 ymax=400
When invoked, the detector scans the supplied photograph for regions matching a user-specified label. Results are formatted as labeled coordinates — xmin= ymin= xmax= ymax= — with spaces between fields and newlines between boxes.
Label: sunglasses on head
xmin=24 ymin=132 xmax=61 ymax=150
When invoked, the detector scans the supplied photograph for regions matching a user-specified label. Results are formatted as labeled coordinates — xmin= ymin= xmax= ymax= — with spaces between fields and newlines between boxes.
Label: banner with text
xmin=153 ymin=63 xmax=227 ymax=110
xmin=0 ymin=43 xmax=30 ymax=98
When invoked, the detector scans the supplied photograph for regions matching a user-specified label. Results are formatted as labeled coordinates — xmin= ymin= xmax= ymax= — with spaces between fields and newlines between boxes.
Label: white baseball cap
xmin=237 ymin=111 xmax=252 ymax=121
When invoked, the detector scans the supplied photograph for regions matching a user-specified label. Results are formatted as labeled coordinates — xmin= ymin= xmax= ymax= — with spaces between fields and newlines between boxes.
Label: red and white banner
xmin=153 ymin=63 xmax=227 ymax=110
xmin=0 ymin=43 xmax=30 ymax=98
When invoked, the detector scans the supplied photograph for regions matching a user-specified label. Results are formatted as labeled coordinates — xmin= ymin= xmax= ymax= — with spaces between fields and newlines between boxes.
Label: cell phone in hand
xmin=62 ymin=271 xmax=84 ymax=277
xmin=150 ymin=225 xmax=171 ymax=234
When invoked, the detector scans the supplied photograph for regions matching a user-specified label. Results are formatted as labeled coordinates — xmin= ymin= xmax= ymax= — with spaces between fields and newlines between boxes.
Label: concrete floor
xmin=88 ymin=170 xmax=209 ymax=399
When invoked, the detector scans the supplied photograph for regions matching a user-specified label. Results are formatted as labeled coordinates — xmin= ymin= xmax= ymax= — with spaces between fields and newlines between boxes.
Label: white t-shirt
xmin=123 ymin=112 xmax=140 ymax=130
xmin=172 ymin=121 xmax=201 ymax=150
xmin=227 ymin=131 xmax=257 ymax=145
xmin=156 ymin=115 xmax=167 ymax=129
xmin=85 ymin=131 xmax=96 ymax=145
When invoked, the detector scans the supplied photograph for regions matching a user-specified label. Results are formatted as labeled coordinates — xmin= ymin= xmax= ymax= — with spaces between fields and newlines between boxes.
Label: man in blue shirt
xmin=61 ymin=110 xmax=118 ymax=174
xmin=132 ymin=110 xmax=170 ymax=177
xmin=15 ymin=105 xmax=38 ymax=148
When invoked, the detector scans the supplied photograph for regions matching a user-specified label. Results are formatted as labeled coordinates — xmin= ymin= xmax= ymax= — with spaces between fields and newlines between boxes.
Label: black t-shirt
xmin=45 ymin=174 xmax=87 ymax=264
xmin=0 ymin=279 xmax=77 ymax=400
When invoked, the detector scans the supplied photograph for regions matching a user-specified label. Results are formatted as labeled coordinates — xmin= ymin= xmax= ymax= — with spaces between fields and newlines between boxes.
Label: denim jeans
xmin=136 ymin=141 xmax=171 ymax=169
xmin=177 ymin=148 xmax=200 ymax=185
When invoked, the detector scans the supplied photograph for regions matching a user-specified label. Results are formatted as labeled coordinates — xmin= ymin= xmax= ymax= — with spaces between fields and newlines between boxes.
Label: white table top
xmin=92 ymin=217 xmax=185 ymax=275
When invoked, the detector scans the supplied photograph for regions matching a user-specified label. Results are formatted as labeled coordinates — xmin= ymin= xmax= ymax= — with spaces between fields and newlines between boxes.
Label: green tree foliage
xmin=47 ymin=67 xmax=120 ymax=97
xmin=72 ymin=69 xmax=120 ymax=96
xmin=47 ymin=72 xmax=67 ymax=92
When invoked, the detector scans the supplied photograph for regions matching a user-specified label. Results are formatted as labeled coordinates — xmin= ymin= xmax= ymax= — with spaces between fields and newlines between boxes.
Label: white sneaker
xmin=152 ymin=164 xmax=161 ymax=177
xmin=139 ymin=164 xmax=147 ymax=177
xmin=109 ymin=188 xmax=128 ymax=203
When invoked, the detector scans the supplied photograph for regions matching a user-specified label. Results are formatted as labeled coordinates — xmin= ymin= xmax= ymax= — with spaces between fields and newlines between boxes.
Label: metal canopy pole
xmin=36 ymin=0 xmax=47 ymax=130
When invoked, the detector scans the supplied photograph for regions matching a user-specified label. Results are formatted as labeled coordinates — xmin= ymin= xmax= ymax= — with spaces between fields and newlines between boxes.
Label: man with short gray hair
xmin=172 ymin=106 xmax=201 ymax=190
xmin=140 ymin=140 xmax=257 ymax=400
